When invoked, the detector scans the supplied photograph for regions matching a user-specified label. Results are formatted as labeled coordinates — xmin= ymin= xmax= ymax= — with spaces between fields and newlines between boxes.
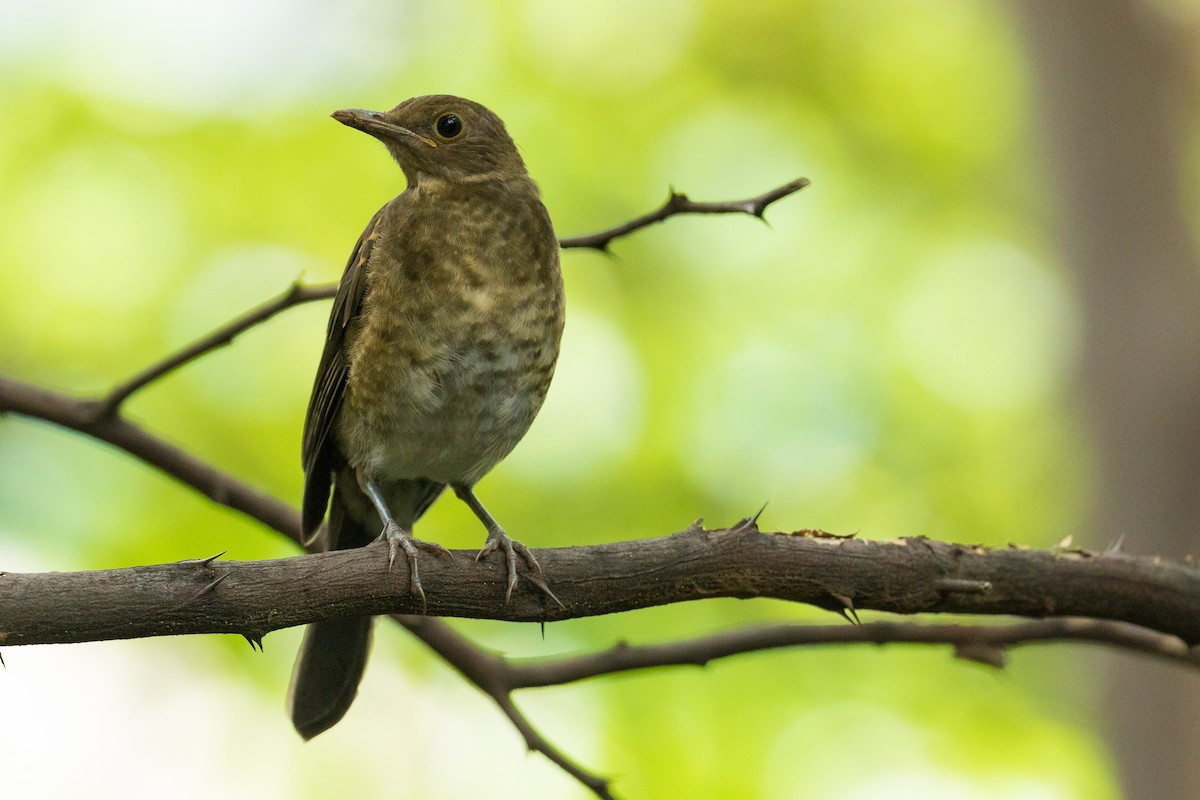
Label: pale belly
xmin=336 ymin=346 xmax=550 ymax=487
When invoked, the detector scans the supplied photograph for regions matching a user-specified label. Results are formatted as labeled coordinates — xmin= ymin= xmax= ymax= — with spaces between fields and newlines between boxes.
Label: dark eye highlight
xmin=436 ymin=113 xmax=463 ymax=139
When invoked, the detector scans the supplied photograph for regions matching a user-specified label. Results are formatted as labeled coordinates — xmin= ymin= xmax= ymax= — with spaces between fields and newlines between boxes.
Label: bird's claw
xmin=378 ymin=522 xmax=452 ymax=614
xmin=476 ymin=530 xmax=561 ymax=607
xmin=475 ymin=531 xmax=521 ymax=604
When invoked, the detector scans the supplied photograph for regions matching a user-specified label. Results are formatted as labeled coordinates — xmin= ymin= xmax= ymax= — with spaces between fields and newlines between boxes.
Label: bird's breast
xmin=337 ymin=240 xmax=563 ymax=485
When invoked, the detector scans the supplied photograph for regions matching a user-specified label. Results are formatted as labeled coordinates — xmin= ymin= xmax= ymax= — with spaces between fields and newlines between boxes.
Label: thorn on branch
xmin=557 ymin=177 xmax=809 ymax=252
xmin=524 ymin=572 xmax=565 ymax=610
xmin=749 ymin=501 xmax=768 ymax=528
xmin=730 ymin=504 xmax=767 ymax=534
xmin=180 ymin=551 xmax=226 ymax=568
xmin=243 ymin=634 xmax=264 ymax=652
xmin=828 ymin=592 xmax=860 ymax=625
xmin=183 ymin=571 xmax=231 ymax=605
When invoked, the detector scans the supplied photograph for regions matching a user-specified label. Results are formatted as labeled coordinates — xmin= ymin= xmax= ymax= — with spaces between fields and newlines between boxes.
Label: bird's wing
xmin=300 ymin=207 xmax=385 ymax=538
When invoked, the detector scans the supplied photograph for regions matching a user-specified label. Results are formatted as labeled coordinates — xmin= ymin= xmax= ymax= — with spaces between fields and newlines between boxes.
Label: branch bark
xmin=5 ymin=525 xmax=1199 ymax=649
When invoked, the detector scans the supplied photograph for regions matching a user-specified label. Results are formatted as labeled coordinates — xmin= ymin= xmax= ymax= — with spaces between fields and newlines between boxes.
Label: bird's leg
xmin=452 ymin=484 xmax=559 ymax=606
xmin=363 ymin=480 xmax=451 ymax=612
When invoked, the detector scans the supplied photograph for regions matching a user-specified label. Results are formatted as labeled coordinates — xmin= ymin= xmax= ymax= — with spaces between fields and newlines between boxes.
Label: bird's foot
xmin=378 ymin=522 xmax=452 ymax=613
xmin=477 ymin=529 xmax=562 ymax=608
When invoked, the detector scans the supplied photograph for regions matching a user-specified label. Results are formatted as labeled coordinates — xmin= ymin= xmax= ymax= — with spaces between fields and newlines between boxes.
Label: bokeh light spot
xmin=508 ymin=310 xmax=644 ymax=482
xmin=894 ymin=242 xmax=1078 ymax=409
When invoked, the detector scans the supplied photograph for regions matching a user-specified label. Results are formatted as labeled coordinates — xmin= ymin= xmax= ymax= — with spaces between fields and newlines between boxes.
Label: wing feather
xmin=300 ymin=207 xmax=385 ymax=537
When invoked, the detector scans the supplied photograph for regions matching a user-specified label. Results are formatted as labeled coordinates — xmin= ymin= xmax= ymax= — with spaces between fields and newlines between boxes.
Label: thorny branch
xmin=6 ymin=531 xmax=1200 ymax=647
xmin=6 ymin=177 xmax=1197 ymax=799
xmin=556 ymin=178 xmax=811 ymax=251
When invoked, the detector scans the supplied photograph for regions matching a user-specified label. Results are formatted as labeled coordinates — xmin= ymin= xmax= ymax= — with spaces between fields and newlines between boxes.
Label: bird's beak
xmin=331 ymin=108 xmax=438 ymax=148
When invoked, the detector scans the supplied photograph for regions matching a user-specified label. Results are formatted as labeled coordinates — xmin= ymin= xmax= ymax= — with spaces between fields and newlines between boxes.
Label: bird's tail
xmin=287 ymin=479 xmax=444 ymax=739
xmin=287 ymin=615 xmax=373 ymax=740
xmin=287 ymin=490 xmax=373 ymax=740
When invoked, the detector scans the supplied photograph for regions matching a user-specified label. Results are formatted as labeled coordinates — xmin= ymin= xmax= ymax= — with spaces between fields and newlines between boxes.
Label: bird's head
xmin=332 ymin=94 xmax=527 ymax=185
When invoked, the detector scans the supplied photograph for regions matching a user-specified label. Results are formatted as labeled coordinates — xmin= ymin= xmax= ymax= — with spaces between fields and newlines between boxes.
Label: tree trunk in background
xmin=1016 ymin=2 xmax=1200 ymax=797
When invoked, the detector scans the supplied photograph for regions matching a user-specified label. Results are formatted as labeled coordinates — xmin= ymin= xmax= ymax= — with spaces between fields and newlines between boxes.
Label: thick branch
xmin=4 ymin=527 xmax=1199 ymax=648
xmin=0 ymin=376 xmax=301 ymax=541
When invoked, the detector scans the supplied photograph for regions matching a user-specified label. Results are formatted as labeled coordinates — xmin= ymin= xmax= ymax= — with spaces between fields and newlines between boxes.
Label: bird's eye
xmin=435 ymin=113 xmax=463 ymax=139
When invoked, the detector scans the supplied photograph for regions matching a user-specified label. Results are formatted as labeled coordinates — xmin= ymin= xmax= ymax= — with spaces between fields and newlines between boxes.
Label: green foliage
xmin=0 ymin=1 xmax=1109 ymax=797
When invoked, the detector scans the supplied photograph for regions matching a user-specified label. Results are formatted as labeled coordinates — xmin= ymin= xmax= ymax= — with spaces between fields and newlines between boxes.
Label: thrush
xmin=287 ymin=94 xmax=565 ymax=739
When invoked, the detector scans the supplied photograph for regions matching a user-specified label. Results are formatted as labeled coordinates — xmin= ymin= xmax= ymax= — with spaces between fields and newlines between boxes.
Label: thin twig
xmin=557 ymin=178 xmax=810 ymax=251
xmin=506 ymin=618 xmax=1200 ymax=688
xmin=94 ymin=281 xmax=337 ymax=417
xmin=396 ymin=614 xmax=614 ymax=799
xmin=494 ymin=694 xmax=615 ymax=800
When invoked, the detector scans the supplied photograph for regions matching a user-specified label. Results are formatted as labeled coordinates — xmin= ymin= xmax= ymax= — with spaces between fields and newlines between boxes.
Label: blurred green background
xmin=2 ymin=1 xmax=1196 ymax=798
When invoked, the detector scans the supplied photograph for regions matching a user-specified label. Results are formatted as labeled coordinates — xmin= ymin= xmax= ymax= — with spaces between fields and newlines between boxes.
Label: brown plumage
xmin=288 ymin=95 xmax=564 ymax=740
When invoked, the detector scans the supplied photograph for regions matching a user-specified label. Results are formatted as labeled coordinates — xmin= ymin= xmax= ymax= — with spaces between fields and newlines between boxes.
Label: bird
xmin=287 ymin=94 xmax=565 ymax=740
